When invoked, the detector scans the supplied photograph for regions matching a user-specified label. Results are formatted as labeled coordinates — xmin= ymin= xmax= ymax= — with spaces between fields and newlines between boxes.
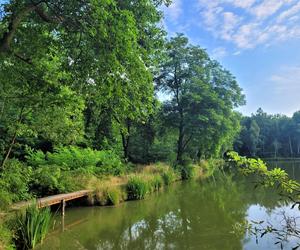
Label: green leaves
xmin=156 ymin=34 xmax=245 ymax=160
xmin=227 ymin=151 xmax=300 ymax=195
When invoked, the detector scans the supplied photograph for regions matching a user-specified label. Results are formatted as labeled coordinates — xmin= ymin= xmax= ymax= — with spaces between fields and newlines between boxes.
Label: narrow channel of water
xmin=37 ymin=161 xmax=300 ymax=250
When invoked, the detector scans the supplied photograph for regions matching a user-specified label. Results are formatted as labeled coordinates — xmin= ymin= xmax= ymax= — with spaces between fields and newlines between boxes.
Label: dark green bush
xmin=0 ymin=159 xmax=32 ymax=207
xmin=0 ymin=191 xmax=12 ymax=211
xmin=126 ymin=176 xmax=148 ymax=200
xmin=27 ymin=146 xmax=125 ymax=176
xmin=29 ymin=165 xmax=78 ymax=196
xmin=180 ymin=164 xmax=196 ymax=180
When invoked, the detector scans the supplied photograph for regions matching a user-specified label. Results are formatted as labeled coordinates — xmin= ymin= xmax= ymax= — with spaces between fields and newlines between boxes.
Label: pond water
xmin=38 ymin=161 xmax=300 ymax=250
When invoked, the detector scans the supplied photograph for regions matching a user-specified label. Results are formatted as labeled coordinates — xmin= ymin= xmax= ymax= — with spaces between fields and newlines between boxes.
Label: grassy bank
xmin=0 ymin=146 xmax=222 ymax=249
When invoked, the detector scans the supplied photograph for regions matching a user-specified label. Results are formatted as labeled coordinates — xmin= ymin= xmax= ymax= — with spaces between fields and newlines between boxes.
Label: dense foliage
xmin=235 ymin=108 xmax=300 ymax=158
xmin=0 ymin=1 xmax=246 ymax=248
xmin=0 ymin=0 xmax=244 ymax=170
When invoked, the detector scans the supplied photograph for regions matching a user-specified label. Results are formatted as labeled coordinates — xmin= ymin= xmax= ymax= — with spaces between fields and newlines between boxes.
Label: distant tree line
xmin=234 ymin=108 xmax=300 ymax=158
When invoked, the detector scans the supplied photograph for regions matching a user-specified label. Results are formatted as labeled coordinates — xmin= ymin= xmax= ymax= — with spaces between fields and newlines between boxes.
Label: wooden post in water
xmin=61 ymin=199 xmax=66 ymax=217
xmin=61 ymin=199 xmax=66 ymax=232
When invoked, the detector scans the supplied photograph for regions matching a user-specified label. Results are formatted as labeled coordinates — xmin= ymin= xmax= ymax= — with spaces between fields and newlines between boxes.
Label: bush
xmin=0 ymin=191 xmax=12 ymax=211
xmin=126 ymin=176 xmax=148 ymax=200
xmin=27 ymin=146 xmax=125 ymax=176
xmin=180 ymin=164 xmax=196 ymax=180
xmin=14 ymin=205 xmax=51 ymax=249
xmin=30 ymin=165 xmax=78 ymax=196
xmin=0 ymin=222 xmax=14 ymax=250
xmin=0 ymin=159 xmax=32 ymax=205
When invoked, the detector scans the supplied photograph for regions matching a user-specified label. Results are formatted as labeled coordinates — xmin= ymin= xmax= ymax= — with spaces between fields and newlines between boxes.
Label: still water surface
xmin=38 ymin=161 xmax=300 ymax=250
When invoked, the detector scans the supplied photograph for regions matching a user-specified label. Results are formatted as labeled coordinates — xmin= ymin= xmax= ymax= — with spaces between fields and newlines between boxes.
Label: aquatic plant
xmin=149 ymin=175 xmax=163 ymax=191
xmin=107 ymin=187 xmax=122 ymax=205
xmin=15 ymin=204 xmax=51 ymax=249
xmin=161 ymin=170 xmax=176 ymax=185
xmin=126 ymin=176 xmax=148 ymax=200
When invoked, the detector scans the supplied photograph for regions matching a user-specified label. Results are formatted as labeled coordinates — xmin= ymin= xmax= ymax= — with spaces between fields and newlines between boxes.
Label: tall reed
xmin=126 ymin=176 xmax=148 ymax=200
xmin=15 ymin=204 xmax=51 ymax=249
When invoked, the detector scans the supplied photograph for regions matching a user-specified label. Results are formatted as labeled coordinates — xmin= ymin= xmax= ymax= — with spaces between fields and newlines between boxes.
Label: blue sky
xmin=162 ymin=0 xmax=300 ymax=116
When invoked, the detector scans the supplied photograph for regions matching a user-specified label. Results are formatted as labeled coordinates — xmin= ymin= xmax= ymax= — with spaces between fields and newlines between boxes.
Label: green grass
xmin=107 ymin=188 xmax=122 ymax=205
xmin=149 ymin=174 xmax=163 ymax=192
xmin=126 ymin=176 xmax=149 ymax=200
xmin=161 ymin=170 xmax=176 ymax=185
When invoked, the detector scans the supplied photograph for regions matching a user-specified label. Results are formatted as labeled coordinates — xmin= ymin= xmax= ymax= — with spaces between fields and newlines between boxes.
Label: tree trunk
xmin=289 ymin=135 xmax=293 ymax=157
xmin=1 ymin=106 xmax=24 ymax=169
xmin=1 ymin=131 xmax=17 ymax=169
xmin=121 ymin=119 xmax=131 ymax=161
xmin=121 ymin=132 xmax=130 ymax=160
xmin=177 ymin=126 xmax=184 ymax=163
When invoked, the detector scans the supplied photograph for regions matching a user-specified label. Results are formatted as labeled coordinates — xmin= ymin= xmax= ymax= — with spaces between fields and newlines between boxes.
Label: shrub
xmin=180 ymin=164 xmax=196 ymax=180
xmin=27 ymin=146 xmax=125 ymax=176
xmin=0 ymin=222 xmax=14 ymax=250
xmin=106 ymin=187 xmax=122 ymax=205
xmin=14 ymin=205 xmax=51 ymax=249
xmin=0 ymin=191 xmax=12 ymax=211
xmin=30 ymin=165 xmax=78 ymax=196
xmin=0 ymin=159 xmax=32 ymax=204
xmin=126 ymin=176 xmax=148 ymax=200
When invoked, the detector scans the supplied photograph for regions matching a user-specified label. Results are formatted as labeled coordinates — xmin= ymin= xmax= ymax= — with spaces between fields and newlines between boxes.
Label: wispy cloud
xmin=270 ymin=66 xmax=300 ymax=93
xmin=164 ymin=0 xmax=183 ymax=23
xmin=197 ymin=0 xmax=300 ymax=50
xmin=211 ymin=47 xmax=228 ymax=59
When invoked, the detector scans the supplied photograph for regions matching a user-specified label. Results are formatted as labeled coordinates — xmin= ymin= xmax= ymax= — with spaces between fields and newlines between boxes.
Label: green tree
xmin=0 ymin=0 xmax=170 ymax=163
xmin=157 ymin=34 xmax=245 ymax=162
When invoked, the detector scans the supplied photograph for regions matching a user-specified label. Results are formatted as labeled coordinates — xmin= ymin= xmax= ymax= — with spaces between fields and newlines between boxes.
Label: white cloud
xmin=226 ymin=0 xmax=256 ymax=9
xmin=277 ymin=2 xmax=300 ymax=22
xmin=196 ymin=0 xmax=300 ymax=50
xmin=270 ymin=66 xmax=300 ymax=92
xmin=250 ymin=0 xmax=288 ymax=19
xmin=221 ymin=12 xmax=241 ymax=40
xmin=164 ymin=0 xmax=182 ymax=22
xmin=211 ymin=47 xmax=228 ymax=59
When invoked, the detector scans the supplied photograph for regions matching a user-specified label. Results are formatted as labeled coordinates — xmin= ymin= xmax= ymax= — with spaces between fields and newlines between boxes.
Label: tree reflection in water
xmin=37 ymin=171 xmax=298 ymax=250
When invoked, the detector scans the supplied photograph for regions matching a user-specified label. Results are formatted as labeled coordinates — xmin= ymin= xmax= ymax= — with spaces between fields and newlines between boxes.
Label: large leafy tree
xmin=0 ymin=0 xmax=170 ymax=164
xmin=157 ymin=34 xmax=245 ymax=162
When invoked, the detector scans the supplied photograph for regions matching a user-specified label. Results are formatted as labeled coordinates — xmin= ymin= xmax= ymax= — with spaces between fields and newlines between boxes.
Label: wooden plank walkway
xmin=11 ymin=190 xmax=93 ymax=210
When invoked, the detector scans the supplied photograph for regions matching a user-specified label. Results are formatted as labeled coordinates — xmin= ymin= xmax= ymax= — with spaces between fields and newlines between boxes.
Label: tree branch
xmin=0 ymin=1 xmax=62 ymax=53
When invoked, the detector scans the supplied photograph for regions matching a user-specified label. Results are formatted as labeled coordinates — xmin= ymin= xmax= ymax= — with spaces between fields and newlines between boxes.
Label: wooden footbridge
xmin=11 ymin=189 xmax=93 ymax=216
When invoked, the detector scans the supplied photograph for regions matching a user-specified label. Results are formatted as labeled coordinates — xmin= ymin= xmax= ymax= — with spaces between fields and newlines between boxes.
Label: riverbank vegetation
xmin=0 ymin=0 xmax=246 ymax=249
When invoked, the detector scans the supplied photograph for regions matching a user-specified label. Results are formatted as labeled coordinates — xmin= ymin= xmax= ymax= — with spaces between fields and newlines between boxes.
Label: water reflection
xmin=38 ymin=162 xmax=300 ymax=250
